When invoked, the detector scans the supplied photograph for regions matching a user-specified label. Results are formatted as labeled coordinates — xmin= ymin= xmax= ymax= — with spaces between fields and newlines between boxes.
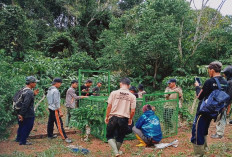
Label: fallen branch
xmin=29 ymin=130 xmax=80 ymax=139
xmin=34 ymin=94 xmax=46 ymax=111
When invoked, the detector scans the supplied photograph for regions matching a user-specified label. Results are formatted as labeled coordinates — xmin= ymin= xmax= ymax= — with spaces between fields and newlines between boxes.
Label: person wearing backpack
xmin=47 ymin=78 xmax=72 ymax=143
xmin=16 ymin=76 xmax=39 ymax=145
xmin=191 ymin=61 xmax=228 ymax=156
xmin=211 ymin=66 xmax=232 ymax=139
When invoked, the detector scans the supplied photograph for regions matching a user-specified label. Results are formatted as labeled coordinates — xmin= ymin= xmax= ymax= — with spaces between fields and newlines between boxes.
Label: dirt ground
xmin=1 ymin=116 xmax=232 ymax=157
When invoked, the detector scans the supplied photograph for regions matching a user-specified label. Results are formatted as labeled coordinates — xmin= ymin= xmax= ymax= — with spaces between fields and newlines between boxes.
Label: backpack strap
xmin=213 ymin=77 xmax=221 ymax=90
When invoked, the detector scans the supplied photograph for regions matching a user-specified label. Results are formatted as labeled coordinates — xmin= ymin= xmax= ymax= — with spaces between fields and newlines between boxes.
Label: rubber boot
xmin=116 ymin=142 xmax=123 ymax=155
xmin=135 ymin=134 xmax=147 ymax=147
xmin=108 ymin=139 xmax=120 ymax=156
xmin=193 ymin=143 xmax=205 ymax=157
xmin=204 ymin=136 xmax=209 ymax=152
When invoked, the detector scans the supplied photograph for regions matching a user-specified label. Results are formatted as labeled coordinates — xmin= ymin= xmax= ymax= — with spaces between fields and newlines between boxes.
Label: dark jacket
xmin=227 ymin=78 xmax=232 ymax=103
xmin=19 ymin=89 xmax=35 ymax=118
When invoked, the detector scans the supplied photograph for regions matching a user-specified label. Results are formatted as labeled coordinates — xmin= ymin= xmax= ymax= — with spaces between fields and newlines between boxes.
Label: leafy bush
xmin=70 ymin=105 xmax=104 ymax=133
xmin=42 ymin=32 xmax=78 ymax=58
xmin=0 ymin=53 xmax=25 ymax=138
xmin=0 ymin=5 xmax=36 ymax=60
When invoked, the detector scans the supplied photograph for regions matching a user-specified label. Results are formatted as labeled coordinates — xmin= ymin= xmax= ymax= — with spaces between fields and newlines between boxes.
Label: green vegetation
xmin=0 ymin=0 xmax=232 ymax=139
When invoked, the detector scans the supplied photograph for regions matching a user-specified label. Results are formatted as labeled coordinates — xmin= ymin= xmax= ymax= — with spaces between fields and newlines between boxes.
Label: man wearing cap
xmin=138 ymin=84 xmax=146 ymax=98
xmin=16 ymin=76 xmax=39 ymax=145
xmin=164 ymin=78 xmax=183 ymax=132
xmin=65 ymin=80 xmax=88 ymax=129
xmin=129 ymin=86 xmax=138 ymax=98
xmin=105 ymin=78 xmax=136 ymax=157
xmin=191 ymin=61 xmax=228 ymax=156
xmin=92 ymin=82 xmax=102 ymax=96
xmin=211 ymin=65 xmax=232 ymax=139
xmin=47 ymin=78 xmax=72 ymax=143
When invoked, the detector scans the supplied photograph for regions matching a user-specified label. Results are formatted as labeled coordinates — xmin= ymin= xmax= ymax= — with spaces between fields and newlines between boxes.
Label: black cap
xmin=71 ymin=80 xmax=78 ymax=84
xmin=52 ymin=78 xmax=62 ymax=84
xmin=222 ymin=65 xmax=232 ymax=78
xmin=129 ymin=86 xmax=137 ymax=92
xmin=138 ymin=84 xmax=144 ymax=90
xmin=167 ymin=78 xmax=176 ymax=84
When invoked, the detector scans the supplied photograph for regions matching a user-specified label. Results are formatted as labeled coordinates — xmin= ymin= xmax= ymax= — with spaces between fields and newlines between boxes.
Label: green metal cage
xmin=71 ymin=92 xmax=179 ymax=141
xmin=142 ymin=92 xmax=179 ymax=138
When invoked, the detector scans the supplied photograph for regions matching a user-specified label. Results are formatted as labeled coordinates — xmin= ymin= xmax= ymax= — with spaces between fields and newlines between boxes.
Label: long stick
xmin=34 ymin=94 xmax=46 ymax=111
xmin=191 ymin=96 xmax=198 ymax=114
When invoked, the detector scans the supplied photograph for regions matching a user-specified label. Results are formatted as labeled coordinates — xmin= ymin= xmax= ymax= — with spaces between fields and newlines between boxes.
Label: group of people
xmin=80 ymin=79 xmax=103 ymax=96
xmin=15 ymin=76 xmax=163 ymax=153
xmin=15 ymin=78 xmax=100 ymax=144
xmin=129 ymin=84 xmax=147 ymax=98
xmin=14 ymin=60 xmax=232 ymax=157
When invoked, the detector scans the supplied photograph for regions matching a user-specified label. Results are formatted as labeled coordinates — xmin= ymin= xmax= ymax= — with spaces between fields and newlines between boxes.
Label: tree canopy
xmin=0 ymin=0 xmax=231 ymax=137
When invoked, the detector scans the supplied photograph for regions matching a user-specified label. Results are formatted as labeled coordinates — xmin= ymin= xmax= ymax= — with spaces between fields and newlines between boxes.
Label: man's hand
xmin=81 ymin=96 xmax=88 ymax=99
xmin=59 ymin=109 xmax=63 ymax=117
xmin=195 ymin=81 xmax=200 ymax=87
xmin=59 ymin=111 xmax=63 ymax=117
xmin=128 ymin=118 xmax=132 ymax=125
xmin=18 ymin=115 xmax=23 ymax=121
xmin=105 ymin=117 xmax=109 ymax=124
xmin=34 ymin=89 xmax=39 ymax=95
xmin=59 ymin=113 xmax=63 ymax=117
xmin=152 ymin=106 xmax=156 ymax=111
xmin=166 ymin=94 xmax=170 ymax=99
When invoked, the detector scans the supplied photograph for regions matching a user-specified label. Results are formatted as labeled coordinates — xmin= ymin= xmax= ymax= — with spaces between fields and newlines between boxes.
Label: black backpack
xmin=12 ymin=87 xmax=30 ymax=111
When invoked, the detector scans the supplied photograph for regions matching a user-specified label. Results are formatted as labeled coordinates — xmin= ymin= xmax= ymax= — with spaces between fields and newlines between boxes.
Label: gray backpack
xmin=12 ymin=87 xmax=30 ymax=111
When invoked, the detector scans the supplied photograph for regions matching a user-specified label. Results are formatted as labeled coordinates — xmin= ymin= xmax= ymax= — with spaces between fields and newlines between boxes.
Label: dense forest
xmin=0 ymin=0 xmax=232 ymax=137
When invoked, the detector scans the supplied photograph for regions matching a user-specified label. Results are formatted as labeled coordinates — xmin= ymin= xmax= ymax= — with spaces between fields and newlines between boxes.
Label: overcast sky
xmin=186 ymin=0 xmax=232 ymax=16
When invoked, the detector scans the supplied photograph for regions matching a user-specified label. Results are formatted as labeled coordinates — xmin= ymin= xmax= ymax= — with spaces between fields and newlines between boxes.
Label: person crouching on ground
xmin=47 ymin=78 xmax=72 ymax=143
xmin=132 ymin=105 xmax=162 ymax=147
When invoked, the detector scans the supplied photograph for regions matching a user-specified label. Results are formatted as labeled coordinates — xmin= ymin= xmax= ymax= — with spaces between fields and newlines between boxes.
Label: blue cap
xmin=52 ymin=78 xmax=62 ymax=84
xmin=167 ymin=78 xmax=176 ymax=84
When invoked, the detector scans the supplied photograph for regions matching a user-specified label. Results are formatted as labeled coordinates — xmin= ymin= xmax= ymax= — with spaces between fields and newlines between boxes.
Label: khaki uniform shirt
xmin=107 ymin=87 xmax=136 ymax=119
xmin=164 ymin=86 xmax=183 ymax=109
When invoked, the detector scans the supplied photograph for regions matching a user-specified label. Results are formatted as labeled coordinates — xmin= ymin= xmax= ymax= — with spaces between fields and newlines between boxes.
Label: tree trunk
xmin=178 ymin=18 xmax=184 ymax=62
xmin=153 ymin=59 xmax=159 ymax=89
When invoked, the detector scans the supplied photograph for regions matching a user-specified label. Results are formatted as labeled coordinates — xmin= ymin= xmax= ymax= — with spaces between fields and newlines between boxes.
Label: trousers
xmin=16 ymin=117 xmax=35 ymax=145
xmin=47 ymin=109 xmax=67 ymax=139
